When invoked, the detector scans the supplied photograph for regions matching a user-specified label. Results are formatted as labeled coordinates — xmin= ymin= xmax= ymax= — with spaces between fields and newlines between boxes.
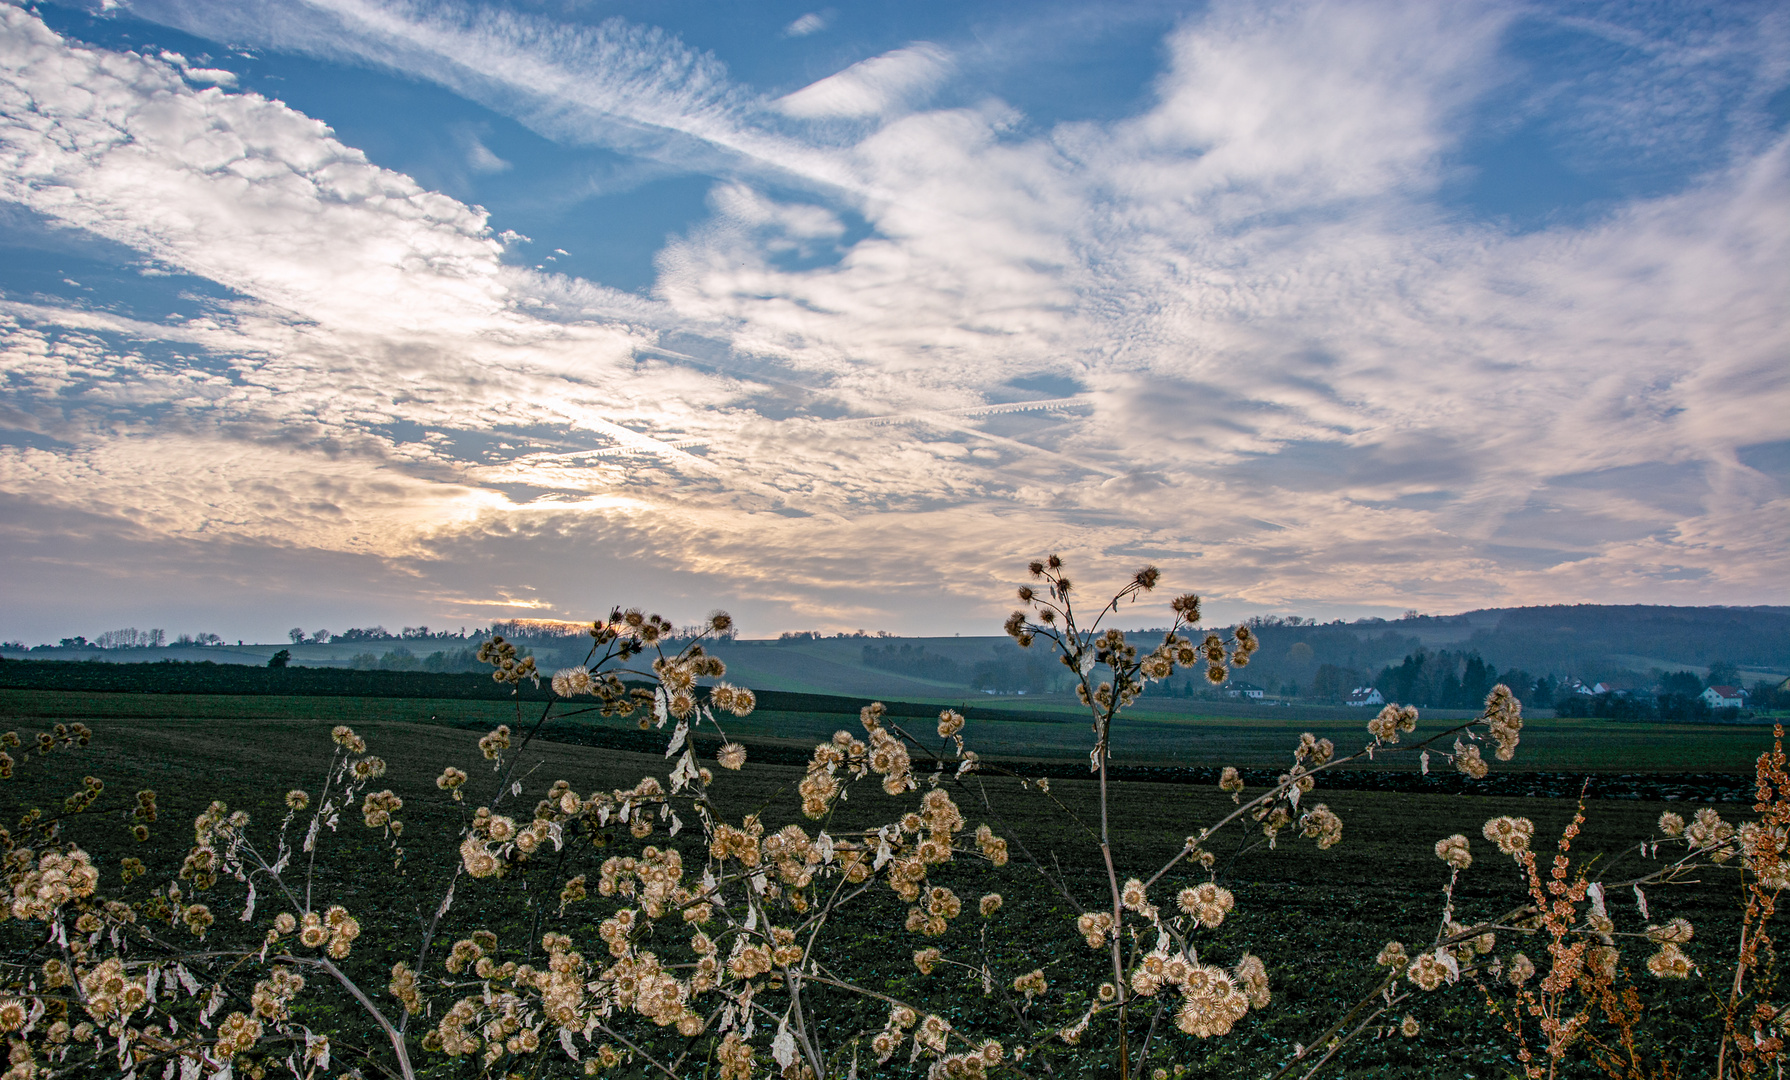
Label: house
xmin=1224 ymin=681 xmax=1265 ymax=700
xmin=1702 ymin=685 xmax=1747 ymax=709
xmin=1593 ymin=679 xmax=1651 ymax=701
xmin=1344 ymin=687 xmax=1385 ymax=707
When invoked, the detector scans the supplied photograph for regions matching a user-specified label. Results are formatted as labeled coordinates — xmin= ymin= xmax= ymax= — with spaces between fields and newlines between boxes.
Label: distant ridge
xmin=1385 ymin=604 xmax=1790 ymax=673
xmin=4 ymin=603 xmax=1786 ymax=699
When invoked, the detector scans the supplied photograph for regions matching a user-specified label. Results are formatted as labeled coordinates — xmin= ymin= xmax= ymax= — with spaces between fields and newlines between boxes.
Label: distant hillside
xmin=1226 ymin=605 xmax=1790 ymax=709
xmin=691 ymin=606 xmax=1790 ymax=701
xmin=711 ymin=607 xmax=1790 ymax=701
xmin=4 ymin=605 xmax=1786 ymax=703
xmin=1457 ymin=605 xmax=1790 ymax=674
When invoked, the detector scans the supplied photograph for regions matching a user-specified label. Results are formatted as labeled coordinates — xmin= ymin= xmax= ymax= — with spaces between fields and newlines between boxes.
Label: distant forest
xmin=1454 ymin=605 xmax=1790 ymax=671
xmin=1209 ymin=606 xmax=1790 ymax=713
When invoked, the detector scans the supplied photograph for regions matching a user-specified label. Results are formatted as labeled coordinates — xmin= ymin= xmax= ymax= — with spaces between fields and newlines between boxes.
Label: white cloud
xmin=783 ymin=12 xmax=829 ymax=39
xmin=773 ymin=43 xmax=953 ymax=120
xmin=1 ymin=0 xmax=1786 ymax=634
xmin=463 ymin=135 xmax=510 ymax=173
xmin=0 ymin=9 xmax=512 ymax=334
xmin=181 ymin=66 xmax=238 ymax=87
xmin=120 ymin=0 xmax=858 ymax=189
xmin=1124 ymin=1 xmax=1504 ymax=202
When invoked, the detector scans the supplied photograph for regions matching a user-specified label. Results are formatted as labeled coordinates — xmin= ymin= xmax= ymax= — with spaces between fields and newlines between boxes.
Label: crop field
xmin=0 ymin=688 xmax=1765 ymax=1078
xmin=2 ymin=687 xmax=1775 ymax=772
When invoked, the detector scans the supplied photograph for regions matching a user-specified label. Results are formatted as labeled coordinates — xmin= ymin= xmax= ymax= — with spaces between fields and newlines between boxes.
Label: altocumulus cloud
xmin=0 ymin=0 xmax=1786 ymax=639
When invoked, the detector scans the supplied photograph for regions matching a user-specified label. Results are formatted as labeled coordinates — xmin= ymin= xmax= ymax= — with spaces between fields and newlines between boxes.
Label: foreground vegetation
xmin=1 ymin=562 xmax=1785 ymax=1080
xmin=0 ymin=713 xmax=1752 ymax=1078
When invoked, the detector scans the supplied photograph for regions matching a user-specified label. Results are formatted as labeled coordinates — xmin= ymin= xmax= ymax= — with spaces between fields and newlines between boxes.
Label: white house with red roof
xmin=1702 ymin=685 xmax=1747 ymax=709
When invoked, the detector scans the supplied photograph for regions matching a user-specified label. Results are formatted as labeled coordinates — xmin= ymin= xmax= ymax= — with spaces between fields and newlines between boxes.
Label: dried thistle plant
xmin=0 ymin=563 xmax=1774 ymax=1080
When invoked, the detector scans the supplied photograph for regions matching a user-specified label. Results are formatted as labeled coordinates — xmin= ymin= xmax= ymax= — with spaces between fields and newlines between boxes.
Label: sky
xmin=0 ymin=0 xmax=1786 ymax=644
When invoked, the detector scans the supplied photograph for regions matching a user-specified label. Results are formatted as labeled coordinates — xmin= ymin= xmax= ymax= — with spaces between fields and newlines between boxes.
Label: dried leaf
xmin=772 ymin=1019 xmax=798 ymax=1070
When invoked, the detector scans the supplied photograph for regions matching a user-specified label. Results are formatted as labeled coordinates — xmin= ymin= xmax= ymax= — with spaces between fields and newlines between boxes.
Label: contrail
xmin=823 ymin=397 xmax=1118 ymax=478
xmin=825 ymin=396 xmax=1091 ymax=427
xmin=505 ymin=439 xmax=710 ymax=462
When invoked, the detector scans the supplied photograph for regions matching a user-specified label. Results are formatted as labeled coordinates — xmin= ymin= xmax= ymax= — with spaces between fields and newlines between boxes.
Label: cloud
xmin=782 ymin=12 xmax=829 ymax=39
xmin=644 ymin=0 xmax=1790 ymax=610
xmin=0 ymin=11 xmax=514 ymax=334
xmin=1 ymin=0 xmax=1786 ymax=638
xmin=181 ymin=67 xmax=239 ymax=87
xmin=118 ymin=0 xmax=857 ymax=189
xmin=1126 ymin=2 xmax=1504 ymax=201
xmin=460 ymin=132 xmax=511 ymax=174
xmin=0 ymin=7 xmax=728 ymax=547
xmin=156 ymin=48 xmax=239 ymax=86
xmin=773 ymin=43 xmax=953 ymax=120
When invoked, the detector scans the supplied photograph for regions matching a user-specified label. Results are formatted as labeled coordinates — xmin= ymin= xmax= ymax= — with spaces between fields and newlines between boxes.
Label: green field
xmin=0 ymin=690 xmax=1766 ymax=1078
xmin=2 ymin=687 xmax=1774 ymax=772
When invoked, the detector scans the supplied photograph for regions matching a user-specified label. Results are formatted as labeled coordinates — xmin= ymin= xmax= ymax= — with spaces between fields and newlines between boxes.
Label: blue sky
xmin=0 ymin=0 xmax=1786 ymax=643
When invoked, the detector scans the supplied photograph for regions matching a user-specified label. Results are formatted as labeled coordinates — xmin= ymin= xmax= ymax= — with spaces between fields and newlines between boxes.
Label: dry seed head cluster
xmin=1376 ymin=941 xmax=1409 ymax=970
xmin=1367 ymin=704 xmax=1419 ymax=744
xmin=478 ymin=724 xmax=512 ymax=760
xmin=1453 ymin=739 xmax=1488 ymax=779
xmin=1647 ymin=943 xmax=1694 ymax=979
xmin=1406 ymin=952 xmax=1452 ymax=992
xmin=1506 ymin=951 xmax=1536 ymax=986
xmin=1483 ymin=815 xmax=1536 ymax=855
xmin=1177 ymin=882 xmax=1236 ymax=927
xmin=1299 ymin=805 xmax=1344 ymax=849
xmin=1435 ymin=834 xmax=1472 ymax=870
xmin=1480 ymin=684 xmax=1524 ymax=760
xmin=477 ymin=635 xmax=539 ymax=687
xmin=1128 ymin=948 xmax=1266 ymax=1039
xmin=1686 ymin=807 xmax=1736 ymax=854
